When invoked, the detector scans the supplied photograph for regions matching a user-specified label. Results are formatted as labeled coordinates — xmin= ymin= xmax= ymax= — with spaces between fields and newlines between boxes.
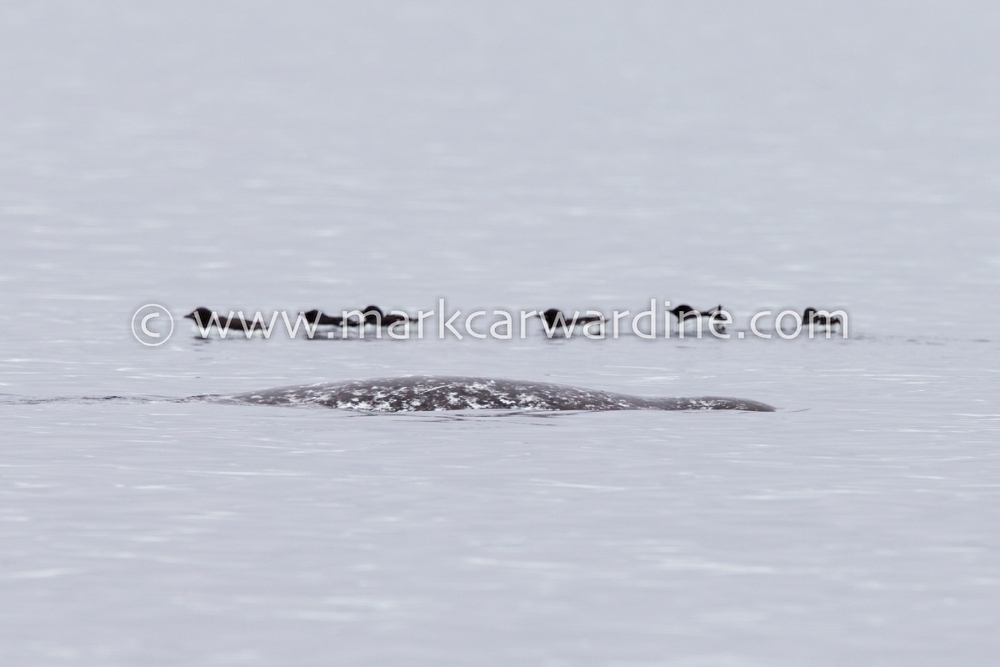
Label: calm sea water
xmin=2 ymin=2 xmax=1000 ymax=665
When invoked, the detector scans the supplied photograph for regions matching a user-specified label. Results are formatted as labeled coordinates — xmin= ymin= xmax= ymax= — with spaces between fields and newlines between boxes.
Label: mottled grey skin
xmin=220 ymin=376 xmax=775 ymax=413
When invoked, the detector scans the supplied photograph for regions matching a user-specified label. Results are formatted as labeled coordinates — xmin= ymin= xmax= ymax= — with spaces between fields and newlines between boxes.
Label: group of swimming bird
xmin=539 ymin=306 xmax=844 ymax=332
xmin=184 ymin=304 xmax=843 ymax=335
xmin=184 ymin=305 xmax=409 ymax=333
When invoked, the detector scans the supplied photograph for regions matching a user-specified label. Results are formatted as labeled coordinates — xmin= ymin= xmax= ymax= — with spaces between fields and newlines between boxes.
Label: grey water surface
xmin=2 ymin=2 xmax=1000 ymax=666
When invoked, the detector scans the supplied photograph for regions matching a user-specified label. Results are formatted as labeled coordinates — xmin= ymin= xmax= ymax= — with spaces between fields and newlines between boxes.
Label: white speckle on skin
xmin=224 ymin=377 xmax=774 ymax=414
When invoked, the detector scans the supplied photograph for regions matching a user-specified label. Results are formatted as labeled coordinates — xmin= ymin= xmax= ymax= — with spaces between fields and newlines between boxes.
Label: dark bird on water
xmin=802 ymin=307 xmax=844 ymax=329
xmin=669 ymin=304 xmax=728 ymax=333
xmin=539 ymin=308 xmax=604 ymax=328
xmin=302 ymin=310 xmax=350 ymax=327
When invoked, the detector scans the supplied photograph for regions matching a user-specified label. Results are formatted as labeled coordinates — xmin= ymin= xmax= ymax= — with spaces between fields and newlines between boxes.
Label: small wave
xmin=0 ymin=395 xmax=160 ymax=406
